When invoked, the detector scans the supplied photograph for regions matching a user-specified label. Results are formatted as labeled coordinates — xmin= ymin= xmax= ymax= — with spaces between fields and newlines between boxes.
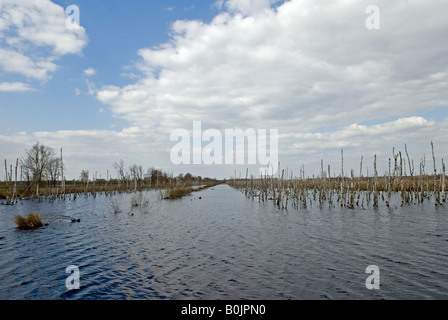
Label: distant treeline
xmin=1 ymin=142 xmax=219 ymax=203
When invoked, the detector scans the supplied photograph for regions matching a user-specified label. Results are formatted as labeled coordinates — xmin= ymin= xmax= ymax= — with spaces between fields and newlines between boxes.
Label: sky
xmin=0 ymin=0 xmax=447 ymax=180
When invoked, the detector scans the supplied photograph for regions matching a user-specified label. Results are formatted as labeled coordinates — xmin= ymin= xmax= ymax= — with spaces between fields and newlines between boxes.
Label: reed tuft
xmin=14 ymin=212 xmax=43 ymax=230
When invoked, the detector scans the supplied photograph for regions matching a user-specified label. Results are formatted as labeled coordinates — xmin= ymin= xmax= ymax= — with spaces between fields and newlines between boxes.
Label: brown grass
xmin=14 ymin=212 xmax=44 ymax=230
xmin=163 ymin=182 xmax=223 ymax=199
xmin=167 ymin=185 xmax=193 ymax=199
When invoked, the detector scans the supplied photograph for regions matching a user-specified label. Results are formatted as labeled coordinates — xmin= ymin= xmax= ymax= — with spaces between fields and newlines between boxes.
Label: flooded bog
xmin=0 ymin=184 xmax=447 ymax=299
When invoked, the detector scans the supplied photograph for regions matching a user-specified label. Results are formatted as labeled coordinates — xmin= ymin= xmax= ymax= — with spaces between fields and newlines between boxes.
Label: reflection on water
xmin=0 ymin=184 xmax=447 ymax=299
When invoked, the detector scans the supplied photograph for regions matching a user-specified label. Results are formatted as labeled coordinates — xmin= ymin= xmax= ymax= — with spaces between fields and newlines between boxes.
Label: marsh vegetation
xmin=2 ymin=142 xmax=446 ymax=210
xmin=13 ymin=212 xmax=43 ymax=230
xmin=1 ymin=142 xmax=220 ymax=205
xmin=228 ymin=143 xmax=447 ymax=209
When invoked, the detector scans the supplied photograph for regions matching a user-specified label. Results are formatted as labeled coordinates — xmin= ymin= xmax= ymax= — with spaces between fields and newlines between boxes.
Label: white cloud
xmin=0 ymin=81 xmax=35 ymax=92
xmin=98 ymin=1 xmax=448 ymax=128
xmin=287 ymin=117 xmax=437 ymax=154
xmin=0 ymin=128 xmax=172 ymax=180
xmin=1 ymin=116 xmax=446 ymax=180
xmin=224 ymin=0 xmax=279 ymax=15
xmin=83 ymin=67 xmax=96 ymax=77
xmin=0 ymin=48 xmax=58 ymax=81
xmin=0 ymin=0 xmax=88 ymax=81
xmin=93 ymin=0 xmax=448 ymax=177
xmin=214 ymin=0 xmax=225 ymax=10
xmin=2 ymin=0 xmax=447 ymax=179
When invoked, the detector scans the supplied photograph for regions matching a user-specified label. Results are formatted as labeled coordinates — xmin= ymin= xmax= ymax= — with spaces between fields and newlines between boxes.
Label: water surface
xmin=0 ymin=184 xmax=447 ymax=299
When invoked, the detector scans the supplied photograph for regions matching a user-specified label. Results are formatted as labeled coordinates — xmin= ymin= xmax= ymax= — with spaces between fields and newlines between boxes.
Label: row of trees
xmin=109 ymin=160 xmax=208 ymax=190
xmin=2 ymin=142 xmax=214 ymax=199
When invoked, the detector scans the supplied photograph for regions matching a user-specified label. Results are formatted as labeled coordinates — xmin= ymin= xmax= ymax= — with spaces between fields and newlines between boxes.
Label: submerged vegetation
xmin=228 ymin=143 xmax=447 ymax=210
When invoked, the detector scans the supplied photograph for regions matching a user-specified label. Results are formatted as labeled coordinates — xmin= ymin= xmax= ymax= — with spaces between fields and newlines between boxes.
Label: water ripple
xmin=1 ymin=185 xmax=447 ymax=299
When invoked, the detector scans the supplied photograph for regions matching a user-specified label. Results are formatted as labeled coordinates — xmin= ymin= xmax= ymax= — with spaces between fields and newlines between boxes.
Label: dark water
xmin=0 ymin=184 xmax=447 ymax=300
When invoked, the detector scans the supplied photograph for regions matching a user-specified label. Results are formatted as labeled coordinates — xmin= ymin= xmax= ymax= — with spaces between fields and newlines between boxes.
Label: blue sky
xmin=1 ymin=0 xmax=448 ymax=180
xmin=0 ymin=0 xmax=220 ymax=134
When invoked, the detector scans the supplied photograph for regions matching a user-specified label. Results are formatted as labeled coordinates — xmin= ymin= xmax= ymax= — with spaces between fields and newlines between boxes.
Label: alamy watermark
xmin=365 ymin=265 xmax=380 ymax=290
xmin=65 ymin=265 xmax=80 ymax=290
xmin=365 ymin=5 xmax=380 ymax=30
xmin=170 ymin=121 xmax=279 ymax=175
xmin=66 ymin=5 xmax=81 ymax=30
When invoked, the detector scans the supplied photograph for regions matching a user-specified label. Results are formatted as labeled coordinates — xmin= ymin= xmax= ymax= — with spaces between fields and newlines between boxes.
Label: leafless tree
xmin=113 ymin=159 xmax=126 ymax=185
xmin=47 ymin=157 xmax=62 ymax=188
xmin=80 ymin=169 xmax=89 ymax=187
xmin=129 ymin=164 xmax=143 ymax=190
xmin=21 ymin=142 xmax=58 ymax=196
xmin=146 ymin=167 xmax=165 ymax=187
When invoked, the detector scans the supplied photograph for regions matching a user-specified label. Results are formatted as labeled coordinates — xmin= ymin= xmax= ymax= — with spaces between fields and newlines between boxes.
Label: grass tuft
xmin=14 ymin=212 xmax=44 ymax=230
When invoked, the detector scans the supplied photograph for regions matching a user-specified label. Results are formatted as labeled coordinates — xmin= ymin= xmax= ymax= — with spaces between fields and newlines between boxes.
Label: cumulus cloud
xmin=1 ymin=115 xmax=446 ymax=179
xmin=0 ymin=128 xmax=171 ymax=180
xmin=0 ymin=48 xmax=58 ymax=81
xmin=2 ymin=0 xmax=447 ymax=179
xmin=97 ymin=0 xmax=448 ymax=136
xmin=83 ymin=67 xmax=96 ymax=77
xmin=0 ymin=81 xmax=35 ymax=92
xmin=0 ymin=0 xmax=88 ymax=81
xmin=224 ymin=0 xmax=280 ymax=15
xmin=286 ymin=117 xmax=439 ymax=158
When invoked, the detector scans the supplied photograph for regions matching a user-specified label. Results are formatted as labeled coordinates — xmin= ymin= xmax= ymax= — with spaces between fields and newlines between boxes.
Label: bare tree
xmin=21 ymin=142 xmax=57 ymax=196
xmin=129 ymin=164 xmax=143 ymax=190
xmin=113 ymin=159 xmax=126 ymax=185
xmin=146 ymin=167 xmax=165 ymax=187
xmin=80 ymin=169 xmax=89 ymax=190
xmin=47 ymin=157 xmax=62 ymax=188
